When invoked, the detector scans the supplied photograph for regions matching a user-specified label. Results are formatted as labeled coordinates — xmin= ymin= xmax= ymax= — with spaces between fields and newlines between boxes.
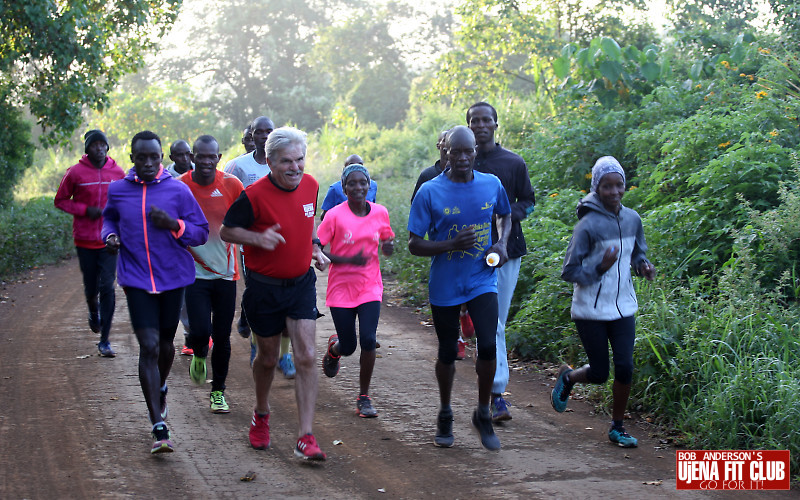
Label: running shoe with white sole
xmin=322 ymin=334 xmax=340 ymax=378
xmin=249 ymin=412 xmax=270 ymax=449
xmin=294 ymin=433 xmax=326 ymax=460
xmin=151 ymin=424 xmax=174 ymax=454
xmin=356 ymin=394 xmax=378 ymax=418
xmin=189 ymin=355 xmax=206 ymax=385
xmin=609 ymin=427 xmax=638 ymax=448
xmin=210 ymin=390 xmax=230 ymax=414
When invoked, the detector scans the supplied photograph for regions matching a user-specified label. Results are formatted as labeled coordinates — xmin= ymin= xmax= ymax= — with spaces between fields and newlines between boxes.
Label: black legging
xmin=185 ymin=278 xmax=236 ymax=392
xmin=431 ymin=292 xmax=498 ymax=365
xmin=574 ymin=316 xmax=635 ymax=384
xmin=329 ymin=301 xmax=380 ymax=354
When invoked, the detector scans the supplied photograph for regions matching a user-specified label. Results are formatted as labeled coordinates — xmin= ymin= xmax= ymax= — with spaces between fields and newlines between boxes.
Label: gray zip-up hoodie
xmin=561 ymin=192 xmax=651 ymax=321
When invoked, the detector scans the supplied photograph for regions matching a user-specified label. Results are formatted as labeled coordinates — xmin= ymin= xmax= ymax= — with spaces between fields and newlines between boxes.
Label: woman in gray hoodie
xmin=551 ymin=156 xmax=655 ymax=448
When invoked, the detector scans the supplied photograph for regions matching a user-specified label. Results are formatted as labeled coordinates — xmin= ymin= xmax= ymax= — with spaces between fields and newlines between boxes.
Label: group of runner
xmin=54 ymin=100 xmax=655 ymax=458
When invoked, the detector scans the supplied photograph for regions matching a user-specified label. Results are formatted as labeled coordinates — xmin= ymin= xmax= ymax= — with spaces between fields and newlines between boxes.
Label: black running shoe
xmin=434 ymin=409 xmax=454 ymax=447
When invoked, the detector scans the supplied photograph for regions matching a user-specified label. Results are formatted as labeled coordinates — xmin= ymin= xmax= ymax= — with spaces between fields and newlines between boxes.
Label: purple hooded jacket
xmin=102 ymin=166 xmax=208 ymax=293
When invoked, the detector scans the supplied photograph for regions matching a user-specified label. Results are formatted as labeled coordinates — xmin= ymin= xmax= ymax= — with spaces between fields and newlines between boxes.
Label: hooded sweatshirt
xmin=561 ymin=192 xmax=650 ymax=321
xmin=54 ymin=155 xmax=125 ymax=249
xmin=102 ymin=166 xmax=209 ymax=293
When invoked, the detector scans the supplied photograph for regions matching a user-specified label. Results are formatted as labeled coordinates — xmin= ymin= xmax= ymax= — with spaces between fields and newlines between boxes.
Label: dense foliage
xmin=0 ymin=0 xmax=182 ymax=206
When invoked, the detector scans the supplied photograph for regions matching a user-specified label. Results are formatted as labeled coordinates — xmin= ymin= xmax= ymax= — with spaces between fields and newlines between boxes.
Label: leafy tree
xmin=665 ymin=0 xmax=760 ymax=31
xmin=312 ymin=10 xmax=411 ymax=127
xmin=0 ymin=0 xmax=181 ymax=145
xmin=0 ymin=0 xmax=180 ymax=206
xmin=426 ymin=0 xmax=653 ymax=107
xmin=157 ymin=0 xmax=342 ymax=131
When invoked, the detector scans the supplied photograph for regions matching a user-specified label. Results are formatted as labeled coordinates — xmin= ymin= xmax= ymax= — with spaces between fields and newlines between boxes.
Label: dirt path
xmin=0 ymin=258 xmax=787 ymax=499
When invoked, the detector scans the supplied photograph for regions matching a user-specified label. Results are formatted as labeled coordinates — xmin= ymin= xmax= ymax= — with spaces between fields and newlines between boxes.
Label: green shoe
xmin=189 ymin=355 xmax=207 ymax=385
xmin=210 ymin=390 xmax=229 ymax=413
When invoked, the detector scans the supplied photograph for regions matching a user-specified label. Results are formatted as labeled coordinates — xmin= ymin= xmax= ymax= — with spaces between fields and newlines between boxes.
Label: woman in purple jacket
xmin=103 ymin=130 xmax=208 ymax=454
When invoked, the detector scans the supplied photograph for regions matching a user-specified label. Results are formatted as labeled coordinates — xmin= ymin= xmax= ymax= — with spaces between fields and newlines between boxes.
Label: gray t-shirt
xmin=223 ymin=151 xmax=269 ymax=187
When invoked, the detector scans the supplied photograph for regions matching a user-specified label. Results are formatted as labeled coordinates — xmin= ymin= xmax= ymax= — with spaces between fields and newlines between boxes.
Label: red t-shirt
xmin=223 ymin=173 xmax=319 ymax=279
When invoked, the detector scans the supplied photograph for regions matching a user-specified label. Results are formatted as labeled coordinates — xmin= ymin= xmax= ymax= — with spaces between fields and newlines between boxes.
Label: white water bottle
xmin=485 ymin=252 xmax=500 ymax=267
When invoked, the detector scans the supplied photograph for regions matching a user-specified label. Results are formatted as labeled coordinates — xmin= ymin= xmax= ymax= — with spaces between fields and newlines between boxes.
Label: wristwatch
xmin=312 ymin=238 xmax=322 ymax=248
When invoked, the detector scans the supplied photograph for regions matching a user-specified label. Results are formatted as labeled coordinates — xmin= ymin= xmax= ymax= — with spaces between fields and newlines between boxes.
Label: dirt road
xmin=0 ymin=258 xmax=785 ymax=499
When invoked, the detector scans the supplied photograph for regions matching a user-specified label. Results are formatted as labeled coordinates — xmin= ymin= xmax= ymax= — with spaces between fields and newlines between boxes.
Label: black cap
xmin=84 ymin=129 xmax=109 ymax=154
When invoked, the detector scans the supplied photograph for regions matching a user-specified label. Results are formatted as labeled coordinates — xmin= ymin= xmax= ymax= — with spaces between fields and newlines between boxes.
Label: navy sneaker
xmin=491 ymin=395 xmax=512 ymax=423
xmin=550 ymin=364 xmax=573 ymax=413
xmin=472 ymin=409 xmax=501 ymax=450
xmin=434 ymin=409 xmax=454 ymax=447
xmin=97 ymin=341 xmax=116 ymax=358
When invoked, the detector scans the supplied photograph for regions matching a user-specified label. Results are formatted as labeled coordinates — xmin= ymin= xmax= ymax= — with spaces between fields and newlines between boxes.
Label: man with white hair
xmin=220 ymin=127 xmax=331 ymax=461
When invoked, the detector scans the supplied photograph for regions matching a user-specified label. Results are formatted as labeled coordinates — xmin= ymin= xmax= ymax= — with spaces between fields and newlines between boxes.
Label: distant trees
xmin=311 ymin=9 xmax=411 ymax=128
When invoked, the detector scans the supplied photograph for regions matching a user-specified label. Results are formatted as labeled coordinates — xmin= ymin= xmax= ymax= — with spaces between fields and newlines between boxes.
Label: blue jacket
xmin=102 ymin=167 xmax=208 ymax=292
xmin=561 ymin=192 xmax=650 ymax=321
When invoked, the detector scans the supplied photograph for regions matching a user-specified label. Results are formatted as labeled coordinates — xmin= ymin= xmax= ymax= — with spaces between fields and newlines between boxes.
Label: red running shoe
xmin=294 ymin=433 xmax=327 ymax=460
xmin=460 ymin=311 xmax=475 ymax=338
xmin=456 ymin=339 xmax=467 ymax=360
xmin=180 ymin=345 xmax=193 ymax=356
xmin=249 ymin=412 xmax=270 ymax=450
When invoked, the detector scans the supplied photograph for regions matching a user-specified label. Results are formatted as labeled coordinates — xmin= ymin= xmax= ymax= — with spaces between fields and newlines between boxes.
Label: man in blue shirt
xmin=320 ymin=154 xmax=378 ymax=221
xmin=408 ymin=126 xmax=511 ymax=451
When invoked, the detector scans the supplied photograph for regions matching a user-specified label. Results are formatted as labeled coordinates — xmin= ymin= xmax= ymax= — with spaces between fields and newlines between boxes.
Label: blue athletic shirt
xmin=408 ymin=171 xmax=511 ymax=306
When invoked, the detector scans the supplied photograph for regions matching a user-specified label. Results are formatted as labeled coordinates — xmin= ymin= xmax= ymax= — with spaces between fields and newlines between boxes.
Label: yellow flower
xmin=695 ymin=84 xmax=702 ymax=89
xmin=720 ymin=60 xmax=730 ymax=69
xmin=718 ymin=141 xmax=731 ymax=148
xmin=580 ymin=189 xmax=587 ymax=193
xmin=769 ymin=129 xmax=779 ymax=137
xmin=740 ymin=73 xmax=746 ymax=77
xmin=759 ymin=47 xmax=771 ymax=54
xmin=748 ymin=75 xmax=755 ymax=81
xmin=755 ymin=90 xmax=768 ymax=99
xmin=549 ymin=193 xmax=559 ymax=198
xmin=628 ymin=186 xmax=638 ymax=191
xmin=585 ymin=173 xmax=592 ymax=179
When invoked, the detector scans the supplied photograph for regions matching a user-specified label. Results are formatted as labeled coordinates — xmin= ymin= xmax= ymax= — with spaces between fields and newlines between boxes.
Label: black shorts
xmin=242 ymin=268 xmax=318 ymax=338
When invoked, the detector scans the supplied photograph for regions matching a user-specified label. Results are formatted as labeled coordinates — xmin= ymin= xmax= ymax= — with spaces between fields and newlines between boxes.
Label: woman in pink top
xmin=317 ymin=164 xmax=395 ymax=418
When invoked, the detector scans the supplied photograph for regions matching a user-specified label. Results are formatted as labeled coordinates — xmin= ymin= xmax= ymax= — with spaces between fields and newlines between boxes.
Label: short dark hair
xmin=466 ymin=102 xmax=498 ymax=123
xmin=131 ymin=130 xmax=162 ymax=152
xmin=193 ymin=135 xmax=218 ymax=150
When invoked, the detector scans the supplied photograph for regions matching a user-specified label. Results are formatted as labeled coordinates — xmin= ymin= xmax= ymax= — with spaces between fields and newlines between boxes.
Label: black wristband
xmin=312 ymin=238 xmax=322 ymax=248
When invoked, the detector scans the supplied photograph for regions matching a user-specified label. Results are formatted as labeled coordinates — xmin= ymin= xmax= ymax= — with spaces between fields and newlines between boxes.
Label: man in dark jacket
xmin=467 ymin=102 xmax=536 ymax=422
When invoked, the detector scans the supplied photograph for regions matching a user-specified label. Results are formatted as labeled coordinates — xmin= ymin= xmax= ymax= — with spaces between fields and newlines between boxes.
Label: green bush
xmin=0 ymin=197 xmax=73 ymax=279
